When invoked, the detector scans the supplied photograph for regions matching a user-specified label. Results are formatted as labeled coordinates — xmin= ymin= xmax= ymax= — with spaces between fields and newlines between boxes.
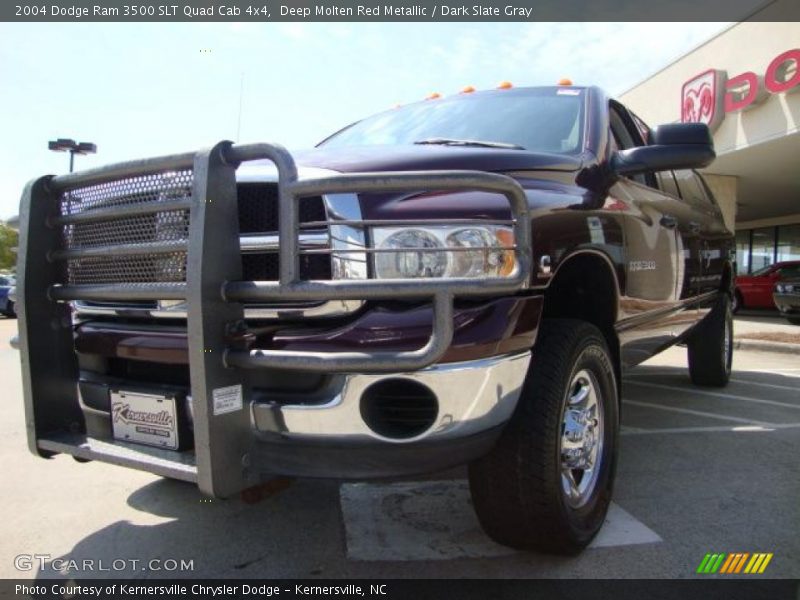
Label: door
xmin=673 ymin=169 xmax=730 ymax=298
xmin=609 ymin=103 xmax=691 ymax=366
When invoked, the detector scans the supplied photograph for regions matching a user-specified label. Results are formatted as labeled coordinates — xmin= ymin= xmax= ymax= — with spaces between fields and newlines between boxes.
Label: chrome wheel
xmin=560 ymin=369 xmax=604 ymax=508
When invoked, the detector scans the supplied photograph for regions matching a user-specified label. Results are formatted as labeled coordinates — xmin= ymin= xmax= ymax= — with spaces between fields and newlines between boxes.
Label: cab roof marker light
xmin=497 ymin=81 xmax=513 ymax=89
xmin=426 ymin=92 xmax=441 ymax=100
xmin=557 ymin=78 xmax=573 ymax=86
xmin=460 ymin=85 xmax=476 ymax=94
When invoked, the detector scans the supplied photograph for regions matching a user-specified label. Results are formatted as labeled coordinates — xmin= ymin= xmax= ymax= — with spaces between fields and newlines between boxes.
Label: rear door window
xmin=656 ymin=171 xmax=681 ymax=199
xmin=674 ymin=170 xmax=707 ymax=206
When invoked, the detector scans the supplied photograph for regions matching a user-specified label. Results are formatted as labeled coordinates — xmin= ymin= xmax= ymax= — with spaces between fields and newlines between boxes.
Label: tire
xmin=468 ymin=319 xmax=619 ymax=555
xmin=688 ymin=294 xmax=733 ymax=387
xmin=787 ymin=316 xmax=800 ymax=326
xmin=4 ymin=301 xmax=15 ymax=319
xmin=732 ymin=289 xmax=743 ymax=314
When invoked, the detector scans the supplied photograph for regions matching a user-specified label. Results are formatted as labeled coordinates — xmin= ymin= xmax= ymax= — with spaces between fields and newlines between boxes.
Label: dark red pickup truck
xmin=14 ymin=84 xmax=734 ymax=554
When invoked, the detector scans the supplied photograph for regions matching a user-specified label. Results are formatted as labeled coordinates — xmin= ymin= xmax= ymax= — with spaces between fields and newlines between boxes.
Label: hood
xmin=247 ymin=144 xmax=582 ymax=175
xmin=235 ymin=144 xmax=587 ymax=222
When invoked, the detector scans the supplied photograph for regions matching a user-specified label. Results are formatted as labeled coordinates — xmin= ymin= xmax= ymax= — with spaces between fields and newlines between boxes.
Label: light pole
xmin=48 ymin=138 xmax=97 ymax=172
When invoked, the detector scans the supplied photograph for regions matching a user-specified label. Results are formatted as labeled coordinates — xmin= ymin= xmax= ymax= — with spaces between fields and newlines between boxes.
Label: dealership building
xmin=620 ymin=15 xmax=799 ymax=274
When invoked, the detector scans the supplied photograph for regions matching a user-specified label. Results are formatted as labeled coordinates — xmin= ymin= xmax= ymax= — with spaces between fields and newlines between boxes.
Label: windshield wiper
xmin=413 ymin=137 xmax=525 ymax=150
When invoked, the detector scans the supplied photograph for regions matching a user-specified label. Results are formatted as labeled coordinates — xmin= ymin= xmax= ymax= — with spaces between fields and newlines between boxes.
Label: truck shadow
xmin=32 ymin=364 xmax=799 ymax=580
xmin=33 ymin=476 xmax=346 ymax=579
xmin=30 ymin=469 xmax=574 ymax=579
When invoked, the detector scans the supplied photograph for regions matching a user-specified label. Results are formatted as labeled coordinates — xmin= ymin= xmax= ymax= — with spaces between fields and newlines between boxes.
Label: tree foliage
xmin=0 ymin=223 xmax=18 ymax=272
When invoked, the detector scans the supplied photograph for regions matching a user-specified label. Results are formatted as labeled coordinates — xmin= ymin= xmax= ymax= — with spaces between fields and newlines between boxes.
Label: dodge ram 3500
xmin=14 ymin=85 xmax=734 ymax=553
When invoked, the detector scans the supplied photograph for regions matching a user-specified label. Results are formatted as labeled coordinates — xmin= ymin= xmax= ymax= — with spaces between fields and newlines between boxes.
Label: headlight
xmin=373 ymin=229 xmax=448 ymax=279
xmin=372 ymin=225 xmax=515 ymax=279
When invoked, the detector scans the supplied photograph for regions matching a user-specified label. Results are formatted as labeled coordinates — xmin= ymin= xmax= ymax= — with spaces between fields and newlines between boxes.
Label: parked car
xmin=12 ymin=85 xmax=734 ymax=554
xmin=733 ymin=260 xmax=800 ymax=312
xmin=0 ymin=275 xmax=15 ymax=318
xmin=774 ymin=278 xmax=800 ymax=325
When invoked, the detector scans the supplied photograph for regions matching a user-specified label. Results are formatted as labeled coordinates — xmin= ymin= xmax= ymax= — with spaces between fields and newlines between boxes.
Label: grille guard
xmin=16 ymin=141 xmax=531 ymax=496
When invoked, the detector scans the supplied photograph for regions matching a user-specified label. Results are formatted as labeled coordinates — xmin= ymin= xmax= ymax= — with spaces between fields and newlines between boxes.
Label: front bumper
xmin=70 ymin=351 xmax=530 ymax=479
xmin=253 ymin=351 xmax=530 ymax=444
xmin=774 ymin=292 xmax=800 ymax=314
xmin=17 ymin=141 xmax=532 ymax=496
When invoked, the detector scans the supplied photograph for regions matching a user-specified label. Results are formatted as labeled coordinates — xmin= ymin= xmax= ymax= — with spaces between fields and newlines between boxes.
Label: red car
xmin=734 ymin=261 xmax=800 ymax=312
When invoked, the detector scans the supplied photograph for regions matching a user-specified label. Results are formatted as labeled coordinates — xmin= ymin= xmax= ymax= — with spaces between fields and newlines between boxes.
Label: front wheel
xmin=688 ymin=294 xmax=733 ymax=387
xmin=4 ymin=301 xmax=15 ymax=319
xmin=787 ymin=316 xmax=800 ymax=326
xmin=468 ymin=319 xmax=619 ymax=554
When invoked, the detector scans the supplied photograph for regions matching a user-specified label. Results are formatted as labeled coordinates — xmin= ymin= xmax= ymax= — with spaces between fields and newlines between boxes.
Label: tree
xmin=0 ymin=222 xmax=19 ymax=272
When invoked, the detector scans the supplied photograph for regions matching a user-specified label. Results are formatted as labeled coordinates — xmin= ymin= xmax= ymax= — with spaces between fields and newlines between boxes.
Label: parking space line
xmin=622 ymin=399 xmax=774 ymax=426
xmin=624 ymin=370 xmax=685 ymax=378
xmin=729 ymin=378 xmax=800 ymax=391
xmin=339 ymin=481 xmax=661 ymax=561
xmin=622 ymin=423 xmax=800 ymax=435
xmin=624 ymin=380 xmax=800 ymax=410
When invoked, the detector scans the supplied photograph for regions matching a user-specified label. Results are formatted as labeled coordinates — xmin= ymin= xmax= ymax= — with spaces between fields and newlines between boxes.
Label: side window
xmin=630 ymin=111 xmax=652 ymax=145
xmin=609 ymin=106 xmax=647 ymax=186
xmin=609 ymin=102 xmax=662 ymax=190
xmin=695 ymin=172 xmax=720 ymax=209
xmin=656 ymin=171 xmax=680 ymax=199
xmin=674 ymin=169 xmax=707 ymax=206
xmin=778 ymin=265 xmax=800 ymax=279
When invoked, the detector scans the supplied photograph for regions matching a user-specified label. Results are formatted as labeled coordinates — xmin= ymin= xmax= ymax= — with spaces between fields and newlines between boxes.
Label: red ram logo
xmin=681 ymin=69 xmax=725 ymax=132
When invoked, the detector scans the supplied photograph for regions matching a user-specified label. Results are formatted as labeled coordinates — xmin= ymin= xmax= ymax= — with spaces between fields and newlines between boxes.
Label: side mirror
xmin=611 ymin=123 xmax=715 ymax=176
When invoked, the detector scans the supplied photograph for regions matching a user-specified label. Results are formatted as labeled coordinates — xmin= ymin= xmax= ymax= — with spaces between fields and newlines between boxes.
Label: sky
xmin=0 ymin=21 xmax=729 ymax=219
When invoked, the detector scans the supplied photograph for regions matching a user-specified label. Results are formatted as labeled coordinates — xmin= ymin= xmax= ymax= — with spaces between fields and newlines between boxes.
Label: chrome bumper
xmin=251 ymin=351 xmax=531 ymax=443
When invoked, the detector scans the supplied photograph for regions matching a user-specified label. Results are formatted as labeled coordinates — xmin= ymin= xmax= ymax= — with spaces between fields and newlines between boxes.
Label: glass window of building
xmin=750 ymin=227 xmax=776 ymax=272
xmin=736 ymin=230 xmax=751 ymax=274
xmin=777 ymin=224 xmax=800 ymax=262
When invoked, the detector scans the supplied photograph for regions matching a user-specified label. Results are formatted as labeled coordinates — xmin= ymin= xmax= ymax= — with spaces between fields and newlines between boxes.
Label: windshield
xmin=320 ymin=87 xmax=585 ymax=154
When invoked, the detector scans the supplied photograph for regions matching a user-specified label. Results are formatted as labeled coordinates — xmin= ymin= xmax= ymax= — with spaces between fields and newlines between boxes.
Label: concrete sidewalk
xmin=734 ymin=309 xmax=800 ymax=354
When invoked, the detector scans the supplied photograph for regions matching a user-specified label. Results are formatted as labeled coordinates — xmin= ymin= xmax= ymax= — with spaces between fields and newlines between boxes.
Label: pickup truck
xmin=14 ymin=84 xmax=734 ymax=554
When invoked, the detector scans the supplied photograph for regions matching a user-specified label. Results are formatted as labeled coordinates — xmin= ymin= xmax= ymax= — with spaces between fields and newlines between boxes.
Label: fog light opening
xmin=360 ymin=379 xmax=439 ymax=440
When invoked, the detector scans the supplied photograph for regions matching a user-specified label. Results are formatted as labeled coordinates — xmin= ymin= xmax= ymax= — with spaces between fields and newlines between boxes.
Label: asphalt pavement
xmin=0 ymin=317 xmax=798 ymax=580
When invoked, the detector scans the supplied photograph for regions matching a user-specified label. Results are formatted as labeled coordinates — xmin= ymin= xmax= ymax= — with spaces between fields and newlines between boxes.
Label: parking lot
xmin=0 ymin=316 xmax=798 ymax=580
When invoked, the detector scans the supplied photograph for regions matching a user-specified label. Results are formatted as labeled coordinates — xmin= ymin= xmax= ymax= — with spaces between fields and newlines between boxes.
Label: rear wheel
xmin=468 ymin=319 xmax=619 ymax=554
xmin=688 ymin=294 xmax=733 ymax=387
xmin=3 ymin=301 xmax=14 ymax=318
xmin=787 ymin=316 xmax=800 ymax=326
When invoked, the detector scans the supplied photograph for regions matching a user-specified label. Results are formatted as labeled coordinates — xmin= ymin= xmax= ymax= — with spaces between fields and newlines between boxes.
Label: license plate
xmin=111 ymin=390 xmax=179 ymax=450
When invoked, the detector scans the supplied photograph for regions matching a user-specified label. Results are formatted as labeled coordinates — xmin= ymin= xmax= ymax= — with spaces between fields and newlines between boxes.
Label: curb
xmin=734 ymin=338 xmax=800 ymax=355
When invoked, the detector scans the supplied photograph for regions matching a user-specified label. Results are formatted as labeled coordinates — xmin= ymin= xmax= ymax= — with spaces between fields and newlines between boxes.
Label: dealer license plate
xmin=111 ymin=390 xmax=179 ymax=450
